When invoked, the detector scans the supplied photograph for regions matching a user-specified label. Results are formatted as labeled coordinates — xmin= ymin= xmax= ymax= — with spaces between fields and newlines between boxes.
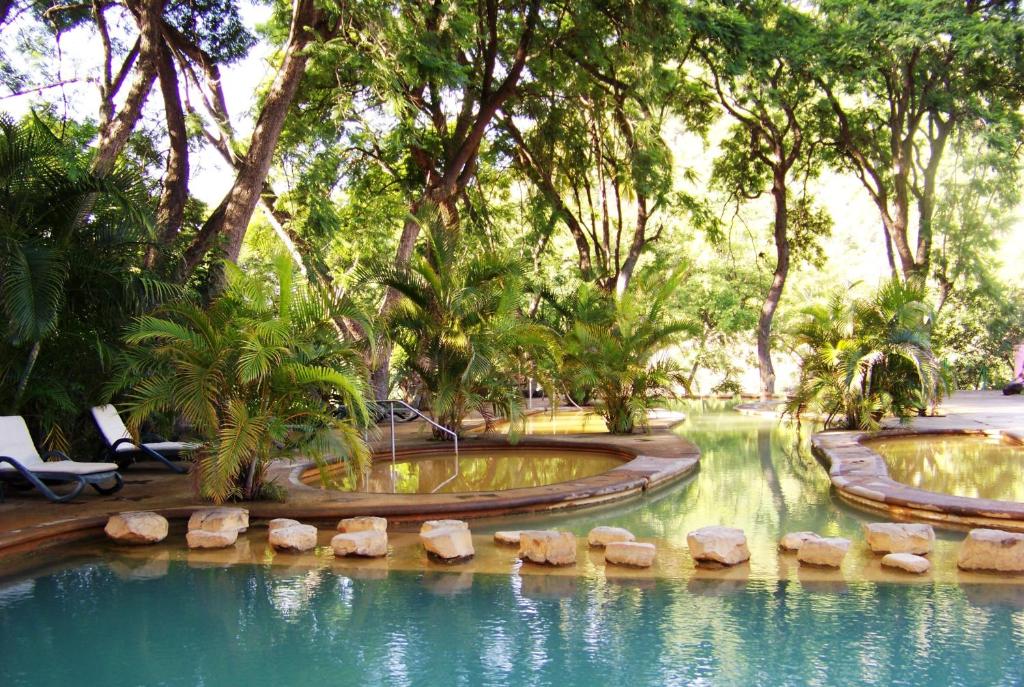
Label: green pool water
xmin=314 ymin=447 xmax=624 ymax=493
xmin=868 ymin=434 xmax=1024 ymax=502
xmin=2 ymin=404 xmax=1023 ymax=686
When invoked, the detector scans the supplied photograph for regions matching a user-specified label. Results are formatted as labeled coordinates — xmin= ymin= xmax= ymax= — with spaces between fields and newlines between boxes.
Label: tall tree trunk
xmin=174 ymin=0 xmax=333 ymax=287
xmin=914 ymin=118 xmax=953 ymax=278
xmin=757 ymin=168 xmax=790 ymax=400
xmin=91 ymin=0 xmax=163 ymax=176
xmin=146 ymin=39 xmax=189 ymax=269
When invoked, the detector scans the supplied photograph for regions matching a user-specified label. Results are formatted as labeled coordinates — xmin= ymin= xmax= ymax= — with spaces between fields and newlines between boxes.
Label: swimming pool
xmin=868 ymin=434 xmax=1024 ymax=502
xmin=2 ymin=404 xmax=1023 ymax=686
xmin=1 ymin=561 xmax=1022 ymax=686
xmin=308 ymin=447 xmax=626 ymax=493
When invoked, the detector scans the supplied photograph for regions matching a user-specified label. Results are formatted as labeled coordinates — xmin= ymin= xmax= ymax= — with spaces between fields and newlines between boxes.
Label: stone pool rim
xmin=812 ymin=427 xmax=1024 ymax=532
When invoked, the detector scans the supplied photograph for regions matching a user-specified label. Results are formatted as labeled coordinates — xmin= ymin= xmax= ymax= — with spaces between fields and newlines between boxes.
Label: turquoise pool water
xmin=1 ymin=563 xmax=1022 ymax=686
xmin=2 ymin=404 xmax=1023 ymax=686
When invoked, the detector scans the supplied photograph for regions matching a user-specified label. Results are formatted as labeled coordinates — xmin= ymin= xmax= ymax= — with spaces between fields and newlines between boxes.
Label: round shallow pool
xmin=308 ymin=447 xmax=626 ymax=494
xmin=1 ymin=559 xmax=1022 ymax=687
xmin=868 ymin=434 xmax=1024 ymax=502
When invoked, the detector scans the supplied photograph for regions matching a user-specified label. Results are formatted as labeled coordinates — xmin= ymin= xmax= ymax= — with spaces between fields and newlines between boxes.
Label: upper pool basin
xmin=867 ymin=434 xmax=1024 ymax=502
xmin=308 ymin=447 xmax=626 ymax=494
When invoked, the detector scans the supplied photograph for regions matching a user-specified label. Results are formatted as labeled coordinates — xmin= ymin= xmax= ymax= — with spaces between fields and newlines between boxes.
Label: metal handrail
xmin=376 ymin=399 xmax=458 ymax=493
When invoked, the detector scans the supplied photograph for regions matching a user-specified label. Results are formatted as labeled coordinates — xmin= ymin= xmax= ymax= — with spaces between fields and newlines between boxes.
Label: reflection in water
xmin=2 ymin=563 xmax=1023 ymax=686
xmin=316 ymin=448 xmax=623 ymax=494
xmin=488 ymin=409 xmax=609 ymax=435
xmin=505 ymin=406 xmax=855 ymax=580
xmin=869 ymin=435 xmax=1024 ymax=502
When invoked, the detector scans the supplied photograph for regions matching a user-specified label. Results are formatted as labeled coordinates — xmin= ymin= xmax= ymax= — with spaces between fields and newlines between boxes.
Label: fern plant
xmin=108 ymin=254 xmax=371 ymax=502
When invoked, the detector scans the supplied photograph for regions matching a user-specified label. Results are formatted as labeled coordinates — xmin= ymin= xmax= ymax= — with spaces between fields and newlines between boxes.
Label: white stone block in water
xmin=797 ymin=537 xmax=850 ymax=567
xmin=519 ymin=530 xmax=577 ymax=566
xmin=188 ymin=507 xmax=249 ymax=533
xmin=494 ymin=531 xmax=522 ymax=545
xmin=604 ymin=541 xmax=656 ymax=568
xmin=881 ymin=553 xmax=930 ymax=574
xmin=331 ymin=530 xmax=388 ymax=557
xmin=957 ymin=528 xmax=1024 ymax=572
xmin=269 ymin=523 xmax=318 ymax=553
xmin=186 ymin=528 xmax=238 ymax=549
xmin=779 ymin=531 xmax=821 ymax=552
xmin=587 ymin=526 xmax=635 ymax=547
xmin=337 ymin=516 xmax=388 ymax=533
xmin=268 ymin=518 xmax=300 ymax=533
xmin=105 ymin=511 xmax=169 ymax=544
xmin=863 ymin=522 xmax=934 ymax=555
xmin=420 ymin=519 xmax=469 ymax=534
xmin=687 ymin=526 xmax=750 ymax=566
xmin=421 ymin=527 xmax=475 ymax=561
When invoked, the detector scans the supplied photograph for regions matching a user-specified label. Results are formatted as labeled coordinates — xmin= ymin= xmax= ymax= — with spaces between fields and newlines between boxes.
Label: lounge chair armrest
xmin=111 ymin=437 xmax=140 ymax=452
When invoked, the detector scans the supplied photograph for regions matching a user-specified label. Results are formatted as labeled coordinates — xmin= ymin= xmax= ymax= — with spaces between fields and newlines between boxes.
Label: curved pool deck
xmin=811 ymin=391 xmax=1024 ymax=532
xmin=0 ymin=413 xmax=698 ymax=558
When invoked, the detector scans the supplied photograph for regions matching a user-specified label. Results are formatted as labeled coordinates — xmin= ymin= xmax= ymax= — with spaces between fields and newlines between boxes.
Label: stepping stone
xmin=881 ymin=553 xmax=930 ymax=574
xmin=863 ymin=522 xmax=934 ymax=555
xmin=494 ymin=531 xmax=521 ymax=545
xmin=779 ymin=531 xmax=821 ymax=552
xmin=186 ymin=528 xmax=238 ymax=549
xmin=105 ymin=511 xmax=168 ymax=544
xmin=957 ymin=528 xmax=1024 ymax=572
xmin=188 ymin=507 xmax=249 ymax=534
xmin=797 ymin=537 xmax=850 ymax=567
xmin=331 ymin=530 xmax=388 ymax=557
xmin=687 ymin=526 xmax=750 ymax=566
xmin=269 ymin=523 xmax=318 ymax=553
xmin=420 ymin=519 xmax=468 ymax=534
xmin=605 ymin=541 xmax=656 ymax=568
xmin=519 ymin=530 xmax=576 ymax=566
xmin=421 ymin=527 xmax=475 ymax=562
xmin=588 ymin=526 xmax=635 ymax=547
xmin=337 ymin=516 xmax=388 ymax=533
xmin=268 ymin=518 xmax=300 ymax=533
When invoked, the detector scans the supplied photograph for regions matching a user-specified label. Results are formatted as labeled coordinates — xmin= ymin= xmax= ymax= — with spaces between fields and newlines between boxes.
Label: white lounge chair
xmin=0 ymin=416 xmax=123 ymax=503
xmin=91 ymin=404 xmax=196 ymax=474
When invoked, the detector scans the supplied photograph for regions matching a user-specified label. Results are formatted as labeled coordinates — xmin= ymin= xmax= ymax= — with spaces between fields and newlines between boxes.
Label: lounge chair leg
xmin=91 ymin=473 xmax=124 ymax=495
xmin=142 ymin=446 xmax=188 ymax=474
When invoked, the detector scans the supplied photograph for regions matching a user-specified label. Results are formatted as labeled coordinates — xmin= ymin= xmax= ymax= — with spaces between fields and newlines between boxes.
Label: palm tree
xmin=786 ymin=278 xmax=946 ymax=430
xmin=374 ymin=211 xmax=554 ymax=438
xmin=107 ymin=254 xmax=371 ymax=502
xmin=0 ymin=114 xmax=172 ymax=449
xmin=553 ymin=271 xmax=693 ymax=434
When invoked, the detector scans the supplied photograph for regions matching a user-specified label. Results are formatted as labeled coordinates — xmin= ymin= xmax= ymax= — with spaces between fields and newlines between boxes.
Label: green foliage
xmin=786 ymin=279 xmax=946 ymax=430
xmin=0 ymin=113 xmax=173 ymax=450
xmin=373 ymin=209 xmax=554 ymax=437
xmin=554 ymin=270 xmax=694 ymax=433
xmin=108 ymin=254 xmax=371 ymax=503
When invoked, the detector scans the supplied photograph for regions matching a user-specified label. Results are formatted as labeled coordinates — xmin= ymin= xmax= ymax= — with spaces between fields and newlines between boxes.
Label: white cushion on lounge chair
xmin=129 ymin=440 xmax=199 ymax=453
xmin=0 ymin=416 xmax=118 ymax=474
xmin=11 ymin=460 xmax=119 ymax=475
xmin=91 ymin=404 xmax=136 ymax=445
xmin=0 ymin=416 xmax=43 ymax=466
xmin=91 ymin=404 xmax=198 ymax=454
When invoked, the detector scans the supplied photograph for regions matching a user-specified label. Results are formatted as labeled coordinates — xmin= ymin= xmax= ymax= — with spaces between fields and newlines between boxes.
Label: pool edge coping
xmin=811 ymin=427 xmax=1024 ymax=532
